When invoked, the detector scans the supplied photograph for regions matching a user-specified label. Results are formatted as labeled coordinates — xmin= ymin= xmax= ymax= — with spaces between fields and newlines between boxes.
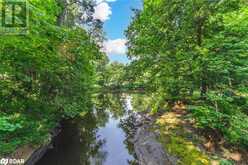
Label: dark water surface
xmin=36 ymin=94 xmax=138 ymax=165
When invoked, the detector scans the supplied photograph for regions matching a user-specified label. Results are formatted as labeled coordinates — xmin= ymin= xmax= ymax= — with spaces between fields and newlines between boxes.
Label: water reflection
xmin=36 ymin=93 xmax=139 ymax=165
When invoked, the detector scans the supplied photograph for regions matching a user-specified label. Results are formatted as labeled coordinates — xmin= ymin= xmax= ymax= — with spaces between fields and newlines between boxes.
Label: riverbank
xmin=1 ymin=123 xmax=61 ymax=165
xmin=7 ymin=93 xmax=248 ymax=165
xmin=152 ymin=103 xmax=248 ymax=165
xmin=22 ymin=93 xmax=169 ymax=165
xmin=124 ymin=98 xmax=248 ymax=165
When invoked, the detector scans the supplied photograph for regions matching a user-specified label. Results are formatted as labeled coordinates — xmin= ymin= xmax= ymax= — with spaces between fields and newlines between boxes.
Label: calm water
xmin=36 ymin=94 xmax=138 ymax=165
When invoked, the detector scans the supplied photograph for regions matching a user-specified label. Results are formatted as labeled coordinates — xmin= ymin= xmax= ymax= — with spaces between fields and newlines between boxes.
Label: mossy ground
xmin=154 ymin=108 xmax=236 ymax=165
xmin=156 ymin=111 xmax=211 ymax=165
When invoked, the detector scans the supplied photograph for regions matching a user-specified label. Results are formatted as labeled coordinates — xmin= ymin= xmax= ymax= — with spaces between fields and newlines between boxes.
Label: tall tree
xmin=126 ymin=0 xmax=248 ymax=99
xmin=57 ymin=0 xmax=105 ymax=43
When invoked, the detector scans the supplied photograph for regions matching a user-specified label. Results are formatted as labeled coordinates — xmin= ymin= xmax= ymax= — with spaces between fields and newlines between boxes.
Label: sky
xmin=93 ymin=0 xmax=143 ymax=63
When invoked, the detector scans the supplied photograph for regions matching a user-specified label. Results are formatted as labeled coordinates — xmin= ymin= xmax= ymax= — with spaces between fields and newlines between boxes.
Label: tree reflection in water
xmin=36 ymin=111 xmax=108 ymax=165
xmin=36 ymin=93 xmax=140 ymax=165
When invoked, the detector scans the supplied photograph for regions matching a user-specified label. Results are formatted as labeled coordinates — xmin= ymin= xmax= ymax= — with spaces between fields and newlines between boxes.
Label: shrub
xmin=191 ymin=105 xmax=248 ymax=147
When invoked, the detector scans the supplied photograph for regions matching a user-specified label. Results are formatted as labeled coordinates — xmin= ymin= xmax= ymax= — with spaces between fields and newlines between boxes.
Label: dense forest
xmin=0 ymin=0 xmax=106 ymax=155
xmin=125 ymin=0 xmax=248 ymax=147
xmin=0 ymin=0 xmax=248 ymax=164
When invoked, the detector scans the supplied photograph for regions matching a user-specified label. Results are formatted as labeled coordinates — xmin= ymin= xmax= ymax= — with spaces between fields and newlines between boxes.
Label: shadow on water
xmin=35 ymin=93 xmax=140 ymax=165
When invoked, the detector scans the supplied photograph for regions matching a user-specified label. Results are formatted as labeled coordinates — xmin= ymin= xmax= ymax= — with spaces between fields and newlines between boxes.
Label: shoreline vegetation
xmin=0 ymin=0 xmax=103 ymax=156
xmin=1 ymin=0 xmax=248 ymax=165
xmin=124 ymin=0 xmax=248 ymax=163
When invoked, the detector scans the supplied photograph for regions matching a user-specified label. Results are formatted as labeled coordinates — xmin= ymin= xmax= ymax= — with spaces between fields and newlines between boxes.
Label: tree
xmin=126 ymin=0 xmax=247 ymax=99
xmin=126 ymin=0 xmax=248 ymax=147
xmin=0 ymin=0 xmax=102 ymax=155
xmin=57 ymin=0 xmax=105 ymax=43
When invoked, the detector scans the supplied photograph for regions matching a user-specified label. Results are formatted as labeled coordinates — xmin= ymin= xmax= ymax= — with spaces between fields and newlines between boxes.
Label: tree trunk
xmin=57 ymin=0 xmax=67 ymax=26
xmin=200 ymin=79 xmax=207 ymax=98
xmin=197 ymin=18 xmax=208 ymax=98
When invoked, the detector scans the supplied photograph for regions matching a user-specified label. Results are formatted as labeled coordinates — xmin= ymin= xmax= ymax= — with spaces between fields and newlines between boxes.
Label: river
xmin=36 ymin=93 xmax=141 ymax=165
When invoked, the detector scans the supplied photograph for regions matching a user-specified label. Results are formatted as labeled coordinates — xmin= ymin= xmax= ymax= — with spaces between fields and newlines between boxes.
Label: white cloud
xmin=103 ymin=39 xmax=127 ymax=55
xmin=93 ymin=2 xmax=112 ymax=22
xmin=96 ymin=0 xmax=117 ymax=4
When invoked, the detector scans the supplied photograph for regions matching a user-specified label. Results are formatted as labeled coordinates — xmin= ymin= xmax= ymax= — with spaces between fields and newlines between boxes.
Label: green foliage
xmin=191 ymin=104 xmax=248 ymax=147
xmin=0 ymin=0 xmax=101 ymax=155
xmin=100 ymin=62 xmax=126 ymax=88
xmin=220 ymin=159 xmax=234 ymax=165
xmin=126 ymin=0 xmax=248 ymax=148
xmin=0 ymin=116 xmax=22 ymax=132
xmin=225 ymin=112 xmax=248 ymax=146
xmin=191 ymin=106 xmax=228 ymax=130
xmin=126 ymin=0 xmax=248 ymax=98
